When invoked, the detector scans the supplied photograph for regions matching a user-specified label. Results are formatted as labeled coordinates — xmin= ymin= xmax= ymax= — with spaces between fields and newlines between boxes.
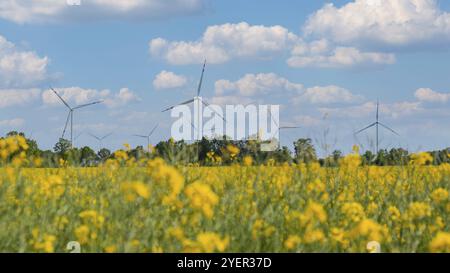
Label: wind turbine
xmin=89 ymin=132 xmax=112 ymax=150
xmin=162 ymin=60 xmax=225 ymax=141
xmin=133 ymin=124 xmax=158 ymax=152
xmin=355 ymin=100 xmax=399 ymax=153
xmin=267 ymin=108 xmax=300 ymax=150
xmin=51 ymin=87 xmax=102 ymax=148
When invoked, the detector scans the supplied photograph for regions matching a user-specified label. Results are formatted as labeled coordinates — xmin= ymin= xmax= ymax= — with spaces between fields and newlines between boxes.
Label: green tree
xmin=294 ymin=138 xmax=317 ymax=163
xmin=97 ymin=148 xmax=111 ymax=162
xmin=54 ymin=138 xmax=72 ymax=156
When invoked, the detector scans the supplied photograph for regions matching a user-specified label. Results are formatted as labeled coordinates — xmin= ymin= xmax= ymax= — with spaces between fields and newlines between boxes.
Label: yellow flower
xmin=196 ymin=232 xmax=229 ymax=253
xmin=303 ymin=229 xmax=325 ymax=244
xmin=387 ymin=206 xmax=401 ymax=222
xmin=226 ymin=144 xmax=240 ymax=158
xmin=431 ymin=188 xmax=449 ymax=204
xmin=121 ymin=181 xmax=150 ymax=201
xmin=185 ymin=182 xmax=219 ymax=218
xmin=341 ymin=202 xmax=366 ymax=224
xmin=147 ymin=158 xmax=184 ymax=205
xmin=407 ymin=202 xmax=432 ymax=221
xmin=284 ymin=235 xmax=301 ymax=250
xmin=350 ymin=219 xmax=389 ymax=243
xmin=243 ymin=155 xmax=253 ymax=166
xmin=31 ymin=229 xmax=56 ymax=253
xmin=304 ymin=201 xmax=327 ymax=223
xmin=167 ymin=227 xmax=185 ymax=241
xmin=79 ymin=210 xmax=105 ymax=228
xmin=183 ymin=232 xmax=229 ymax=253
xmin=409 ymin=152 xmax=433 ymax=166
xmin=429 ymin=232 xmax=450 ymax=253
xmin=104 ymin=245 xmax=117 ymax=253
xmin=74 ymin=225 xmax=90 ymax=245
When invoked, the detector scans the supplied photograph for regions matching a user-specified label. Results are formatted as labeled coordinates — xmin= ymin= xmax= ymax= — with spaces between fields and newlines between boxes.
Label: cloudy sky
xmin=0 ymin=0 xmax=449 ymax=154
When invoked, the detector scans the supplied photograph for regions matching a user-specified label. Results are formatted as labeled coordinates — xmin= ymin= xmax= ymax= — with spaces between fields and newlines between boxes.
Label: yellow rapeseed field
xmin=0 ymin=135 xmax=449 ymax=253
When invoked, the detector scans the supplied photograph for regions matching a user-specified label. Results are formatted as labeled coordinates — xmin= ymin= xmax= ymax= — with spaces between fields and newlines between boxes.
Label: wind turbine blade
xmin=268 ymin=108 xmax=279 ymax=128
xmin=197 ymin=59 xmax=206 ymax=97
xmin=379 ymin=122 xmax=400 ymax=136
xmin=62 ymin=111 xmax=71 ymax=138
xmin=376 ymin=100 xmax=379 ymax=122
xmin=73 ymin=101 xmax=103 ymax=110
xmin=148 ymin=124 xmax=159 ymax=138
xmin=75 ymin=132 xmax=83 ymax=140
xmin=355 ymin=122 xmax=377 ymax=135
xmin=51 ymin=87 xmax=71 ymax=109
xmin=202 ymin=100 xmax=226 ymax=122
xmin=101 ymin=133 xmax=113 ymax=140
xmin=280 ymin=126 xmax=300 ymax=130
xmin=162 ymin=99 xmax=195 ymax=112
xmin=133 ymin=135 xmax=148 ymax=138
xmin=88 ymin=133 xmax=101 ymax=141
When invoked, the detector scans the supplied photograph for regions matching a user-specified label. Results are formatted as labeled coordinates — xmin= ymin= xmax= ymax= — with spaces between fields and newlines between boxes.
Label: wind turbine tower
xmin=51 ymin=87 xmax=102 ymax=148
xmin=355 ymin=100 xmax=399 ymax=153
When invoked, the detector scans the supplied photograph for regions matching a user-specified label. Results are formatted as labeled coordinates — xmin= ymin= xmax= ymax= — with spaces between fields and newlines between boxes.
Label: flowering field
xmin=0 ymin=135 xmax=449 ymax=253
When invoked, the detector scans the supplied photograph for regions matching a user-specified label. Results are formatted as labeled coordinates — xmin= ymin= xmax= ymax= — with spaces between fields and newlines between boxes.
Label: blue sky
xmin=0 ymin=0 xmax=449 ymax=154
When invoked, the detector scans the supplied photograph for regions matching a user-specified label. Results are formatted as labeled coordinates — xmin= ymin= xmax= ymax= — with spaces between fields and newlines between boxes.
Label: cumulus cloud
xmin=319 ymin=101 xmax=423 ymax=119
xmin=0 ymin=0 xmax=207 ymax=24
xmin=0 ymin=88 xmax=40 ymax=108
xmin=288 ymin=42 xmax=396 ymax=68
xmin=0 ymin=35 xmax=49 ymax=87
xmin=415 ymin=88 xmax=450 ymax=103
xmin=149 ymin=21 xmax=398 ymax=68
xmin=42 ymin=87 xmax=140 ymax=108
xmin=303 ymin=0 xmax=450 ymax=48
xmin=153 ymin=70 xmax=187 ymax=90
xmin=0 ymin=118 xmax=24 ymax=128
xmin=295 ymin=85 xmax=364 ymax=104
xmin=149 ymin=22 xmax=298 ymax=65
xmin=209 ymin=95 xmax=254 ymax=106
xmin=292 ymin=115 xmax=324 ymax=127
xmin=103 ymin=88 xmax=141 ymax=108
xmin=215 ymin=73 xmax=303 ymax=97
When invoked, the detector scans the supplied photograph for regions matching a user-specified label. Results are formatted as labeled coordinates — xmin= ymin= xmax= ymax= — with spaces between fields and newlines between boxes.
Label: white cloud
xmin=149 ymin=22 xmax=298 ymax=65
xmin=215 ymin=73 xmax=303 ymax=96
xmin=42 ymin=86 xmax=140 ymax=108
xmin=0 ymin=88 xmax=40 ymax=108
xmin=0 ymin=0 xmax=207 ymax=24
xmin=292 ymin=115 xmax=324 ymax=127
xmin=0 ymin=118 xmax=24 ymax=128
xmin=295 ymin=85 xmax=364 ymax=104
xmin=209 ymin=95 xmax=254 ymax=106
xmin=150 ymin=21 xmax=398 ymax=68
xmin=104 ymin=88 xmax=141 ymax=108
xmin=415 ymin=88 xmax=450 ymax=103
xmin=153 ymin=70 xmax=187 ymax=90
xmin=0 ymin=35 xmax=49 ymax=87
xmin=319 ymin=101 xmax=423 ymax=119
xmin=303 ymin=0 xmax=450 ymax=48
xmin=288 ymin=44 xmax=396 ymax=68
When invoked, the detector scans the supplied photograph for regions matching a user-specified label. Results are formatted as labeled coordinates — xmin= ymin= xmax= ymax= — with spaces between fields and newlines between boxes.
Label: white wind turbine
xmin=162 ymin=60 xmax=225 ymax=141
xmin=266 ymin=108 xmax=300 ymax=150
xmin=355 ymin=100 xmax=399 ymax=153
xmin=133 ymin=124 xmax=158 ymax=152
xmin=89 ymin=132 xmax=113 ymax=150
xmin=51 ymin=87 xmax=103 ymax=148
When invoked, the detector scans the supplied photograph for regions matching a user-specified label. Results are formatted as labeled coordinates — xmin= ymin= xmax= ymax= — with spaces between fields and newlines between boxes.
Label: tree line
xmin=2 ymin=131 xmax=449 ymax=167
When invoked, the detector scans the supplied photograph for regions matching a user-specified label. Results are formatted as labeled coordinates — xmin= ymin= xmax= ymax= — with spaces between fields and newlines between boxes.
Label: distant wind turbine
xmin=268 ymin=108 xmax=300 ymax=149
xmin=133 ymin=124 xmax=158 ymax=152
xmin=51 ymin=87 xmax=102 ymax=148
xmin=162 ymin=60 xmax=225 ymax=141
xmin=355 ymin=100 xmax=399 ymax=153
xmin=89 ymin=132 xmax=112 ymax=150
